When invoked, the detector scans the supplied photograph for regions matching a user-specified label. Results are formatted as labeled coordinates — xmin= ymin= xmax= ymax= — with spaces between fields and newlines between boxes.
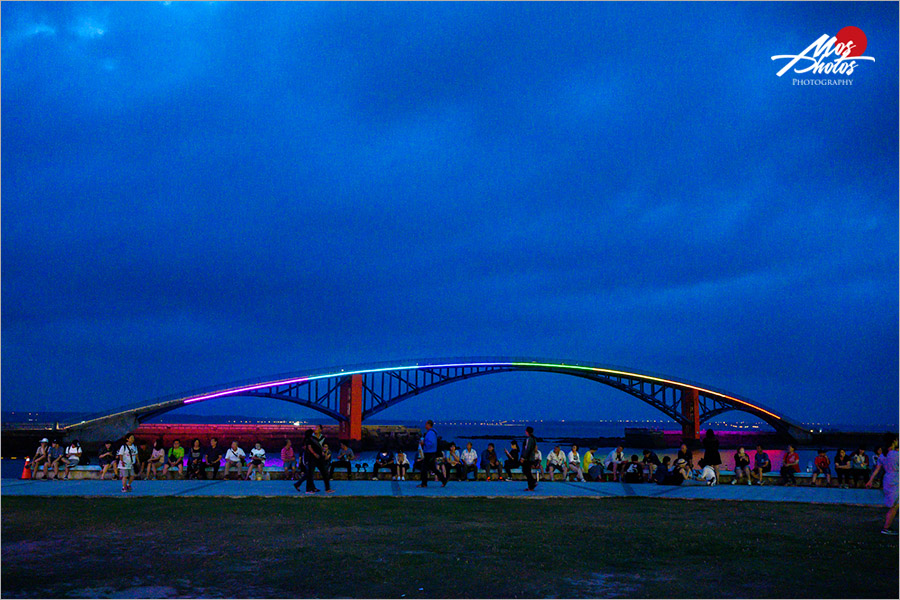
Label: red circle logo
xmin=834 ymin=26 xmax=867 ymax=57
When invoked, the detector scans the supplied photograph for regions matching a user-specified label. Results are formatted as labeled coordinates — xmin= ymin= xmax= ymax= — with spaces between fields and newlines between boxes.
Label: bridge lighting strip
xmin=179 ymin=361 xmax=784 ymax=422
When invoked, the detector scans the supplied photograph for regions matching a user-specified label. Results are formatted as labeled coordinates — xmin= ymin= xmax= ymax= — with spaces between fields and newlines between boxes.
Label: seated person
xmin=622 ymin=455 xmax=644 ymax=483
xmin=144 ymin=439 xmax=166 ymax=480
xmin=247 ymin=442 xmax=266 ymax=480
xmin=32 ymin=438 xmax=51 ymax=480
xmin=460 ymin=443 xmax=479 ymax=481
xmin=532 ymin=447 xmax=543 ymax=482
xmin=280 ymin=439 xmax=296 ymax=480
xmin=677 ymin=443 xmax=695 ymax=472
xmin=329 ymin=442 xmax=355 ymax=477
xmin=850 ymin=447 xmax=869 ymax=488
xmin=642 ymin=449 xmax=662 ymax=482
xmin=698 ymin=464 xmax=718 ymax=486
xmin=444 ymin=443 xmax=464 ymax=481
xmin=545 ymin=445 xmax=568 ymax=481
xmin=780 ymin=445 xmax=799 ymax=486
xmin=224 ymin=441 xmax=246 ymax=479
xmin=732 ymin=447 xmax=752 ymax=485
xmin=811 ymin=448 xmax=831 ymax=487
xmin=62 ymin=440 xmax=83 ymax=480
xmin=503 ymin=441 xmax=520 ymax=480
xmin=604 ymin=446 xmax=628 ymax=482
xmin=834 ymin=448 xmax=852 ymax=488
xmin=481 ymin=443 xmax=503 ymax=481
xmin=162 ymin=439 xmax=185 ymax=479
xmin=663 ymin=458 xmax=689 ymax=485
xmin=870 ymin=447 xmax=884 ymax=488
xmin=583 ymin=447 xmax=604 ymax=482
xmin=653 ymin=456 xmax=671 ymax=484
xmin=396 ymin=451 xmax=410 ymax=481
xmin=204 ymin=438 xmax=223 ymax=480
xmin=750 ymin=445 xmax=771 ymax=485
xmin=98 ymin=440 xmax=118 ymax=480
xmin=372 ymin=447 xmax=396 ymax=480
xmin=48 ymin=440 xmax=66 ymax=480
xmin=567 ymin=445 xmax=585 ymax=482
xmin=185 ymin=439 xmax=204 ymax=480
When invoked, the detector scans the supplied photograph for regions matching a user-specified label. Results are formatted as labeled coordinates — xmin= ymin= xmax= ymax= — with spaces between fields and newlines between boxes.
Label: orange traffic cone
xmin=21 ymin=457 xmax=32 ymax=480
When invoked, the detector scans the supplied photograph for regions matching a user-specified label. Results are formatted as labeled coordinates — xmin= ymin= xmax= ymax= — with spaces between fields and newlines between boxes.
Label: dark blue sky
xmin=2 ymin=2 xmax=897 ymax=426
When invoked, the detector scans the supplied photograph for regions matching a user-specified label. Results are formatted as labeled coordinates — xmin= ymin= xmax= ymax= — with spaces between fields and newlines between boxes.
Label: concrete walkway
xmin=1 ymin=478 xmax=887 ymax=506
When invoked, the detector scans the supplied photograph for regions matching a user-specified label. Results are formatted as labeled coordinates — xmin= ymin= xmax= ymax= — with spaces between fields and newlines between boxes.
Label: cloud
xmin=73 ymin=18 xmax=105 ymax=39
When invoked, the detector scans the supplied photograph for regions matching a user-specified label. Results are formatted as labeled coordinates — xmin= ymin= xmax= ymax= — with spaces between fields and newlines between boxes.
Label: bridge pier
xmin=338 ymin=374 xmax=363 ymax=442
xmin=681 ymin=388 xmax=700 ymax=441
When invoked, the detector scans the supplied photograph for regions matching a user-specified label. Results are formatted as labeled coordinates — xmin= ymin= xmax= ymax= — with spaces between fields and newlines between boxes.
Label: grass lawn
xmin=1 ymin=496 xmax=897 ymax=598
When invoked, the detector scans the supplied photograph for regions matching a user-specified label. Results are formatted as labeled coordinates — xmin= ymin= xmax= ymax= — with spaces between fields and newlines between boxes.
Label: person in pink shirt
xmin=281 ymin=439 xmax=296 ymax=480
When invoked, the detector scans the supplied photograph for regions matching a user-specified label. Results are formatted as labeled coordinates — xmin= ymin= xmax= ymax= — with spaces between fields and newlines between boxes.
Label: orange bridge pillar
xmin=681 ymin=388 xmax=700 ymax=441
xmin=339 ymin=374 xmax=363 ymax=442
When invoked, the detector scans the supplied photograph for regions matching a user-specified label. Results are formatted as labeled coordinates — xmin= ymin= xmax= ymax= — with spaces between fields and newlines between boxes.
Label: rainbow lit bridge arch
xmin=64 ymin=357 xmax=813 ymax=443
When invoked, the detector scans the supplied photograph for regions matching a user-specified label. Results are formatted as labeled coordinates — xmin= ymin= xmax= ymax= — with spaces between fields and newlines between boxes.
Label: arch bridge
xmin=64 ymin=358 xmax=812 ymax=443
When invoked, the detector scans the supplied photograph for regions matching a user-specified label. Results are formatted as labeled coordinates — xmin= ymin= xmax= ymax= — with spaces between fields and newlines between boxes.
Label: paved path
xmin=1 ymin=478 xmax=886 ymax=506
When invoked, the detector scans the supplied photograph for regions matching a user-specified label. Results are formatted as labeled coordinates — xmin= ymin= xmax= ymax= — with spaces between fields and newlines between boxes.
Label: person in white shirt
xmin=546 ymin=445 xmax=568 ymax=482
xmin=533 ymin=447 xmax=544 ymax=482
xmin=567 ymin=444 xmax=585 ymax=482
xmin=604 ymin=446 xmax=628 ymax=482
xmin=62 ymin=440 xmax=83 ymax=480
xmin=117 ymin=434 xmax=140 ymax=493
xmin=224 ymin=441 xmax=246 ymax=480
xmin=396 ymin=451 xmax=410 ymax=481
xmin=460 ymin=442 xmax=479 ymax=481
xmin=247 ymin=443 xmax=266 ymax=480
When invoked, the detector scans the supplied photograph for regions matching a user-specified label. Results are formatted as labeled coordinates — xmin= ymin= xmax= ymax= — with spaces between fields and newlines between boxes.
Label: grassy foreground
xmin=1 ymin=496 xmax=897 ymax=598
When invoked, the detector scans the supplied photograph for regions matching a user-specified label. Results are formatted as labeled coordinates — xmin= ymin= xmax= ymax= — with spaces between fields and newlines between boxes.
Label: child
xmin=812 ymin=449 xmax=831 ymax=487
xmin=623 ymin=455 xmax=644 ymax=484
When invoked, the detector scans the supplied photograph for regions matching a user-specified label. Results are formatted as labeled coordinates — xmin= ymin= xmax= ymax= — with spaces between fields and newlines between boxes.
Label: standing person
xmin=117 ymin=434 xmax=140 ymax=493
xmin=780 ymin=445 xmax=800 ymax=486
xmin=567 ymin=444 xmax=585 ymax=482
xmin=204 ymin=438 xmax=223 ymax=480
xmin=185 ymin=439 xmax=204 ymax=480
xmin=281 ymin=440 xmax=296 ymax=480
xmin=866 ymin=433 xmax=899 ymax=535
xmin=750 ymin=445 xmax=771 ymax=485
xmin=310 ymin=427 xmax=333 ymax=493
xmin=503 ymin=440 xmax=520 ymax=481
xmin=329 ymin=442 xmax=355 ymax=478
xmin=293 ymin=433 xmax=311 ymax=491
xmin=702 ymin=429 xmax=722 ymax=483
xmin=520 ymin=426 xmax=538 ymax=491
xmin=32 ymin=438 xmax=51 ymax=480
xmin=416 ymin=420 xmax=447 ymax=488
xmin=98 ymin=441 xmax=118 ymax=480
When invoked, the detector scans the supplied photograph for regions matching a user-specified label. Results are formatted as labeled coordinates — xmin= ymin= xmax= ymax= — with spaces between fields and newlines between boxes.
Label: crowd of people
xmin=27 ymin=426 xmax=896 ymax=493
